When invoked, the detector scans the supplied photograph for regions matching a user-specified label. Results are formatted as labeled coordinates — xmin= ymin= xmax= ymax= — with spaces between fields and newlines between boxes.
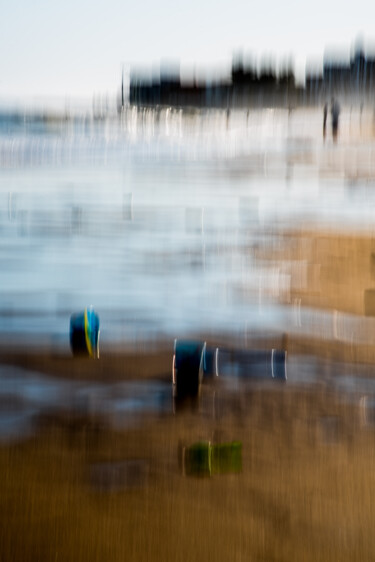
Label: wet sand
xmin=1 ymin=374 xmax=374 ymax=562
xmin=1 ymin=301 xmax=375 ymax=561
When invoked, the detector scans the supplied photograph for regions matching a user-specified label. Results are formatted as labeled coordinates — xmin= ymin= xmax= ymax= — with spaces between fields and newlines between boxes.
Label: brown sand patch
xmin=0 ymin=385 xmax=374 ymax=562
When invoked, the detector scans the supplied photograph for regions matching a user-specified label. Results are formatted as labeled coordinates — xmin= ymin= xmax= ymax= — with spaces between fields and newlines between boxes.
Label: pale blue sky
xmin=0 ymin=0 xmax=374 ymax=106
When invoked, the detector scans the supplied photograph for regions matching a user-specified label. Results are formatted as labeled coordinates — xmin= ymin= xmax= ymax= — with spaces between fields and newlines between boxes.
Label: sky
xmin=1 ymin=0 xmax=375 ymax=110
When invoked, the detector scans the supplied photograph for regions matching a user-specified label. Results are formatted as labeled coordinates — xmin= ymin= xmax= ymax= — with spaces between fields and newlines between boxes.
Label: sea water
xmin=1 ymin=106 xmax=375 ymax=350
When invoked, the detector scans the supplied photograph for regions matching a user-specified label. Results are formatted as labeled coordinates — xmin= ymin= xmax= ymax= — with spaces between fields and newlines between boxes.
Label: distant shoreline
xmin=0 ymin=95 xmax=373 ymax=124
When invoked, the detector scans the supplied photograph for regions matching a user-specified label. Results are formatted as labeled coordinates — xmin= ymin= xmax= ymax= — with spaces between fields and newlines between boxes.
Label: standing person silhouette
xmin=331 ymin=98 xmax=340 ymax=142
xmin=323 ymin=102 xmax=328 ymax=140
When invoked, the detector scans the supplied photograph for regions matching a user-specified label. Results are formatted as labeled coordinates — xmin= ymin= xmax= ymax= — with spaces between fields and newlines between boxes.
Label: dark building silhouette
xmin=128 ymin=55 xmax=301 ymax=110
xmin=126 ymin=36 xmax=375 ymax=111
xmin=306 ymin=38 xmax=375 ymax=103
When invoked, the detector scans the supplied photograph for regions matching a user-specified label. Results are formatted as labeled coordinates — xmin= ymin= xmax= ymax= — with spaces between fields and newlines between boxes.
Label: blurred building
xmin=127 ymin=37 xmax=375 ymax=110
xmin=128 ymin=57 xmax=302 ymax=110
xmin=306 ymin=38 xmax=375 ymax=103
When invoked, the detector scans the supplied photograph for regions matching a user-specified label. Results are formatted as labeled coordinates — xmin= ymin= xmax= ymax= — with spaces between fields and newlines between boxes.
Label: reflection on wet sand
xmin=3 ymin=350 xmax=375 ymax=442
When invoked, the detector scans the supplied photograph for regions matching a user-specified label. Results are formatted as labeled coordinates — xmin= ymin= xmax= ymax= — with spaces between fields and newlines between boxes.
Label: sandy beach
xmin=1 ymin=355 xmax=375 ymax=562
xmin=2 ymin=107 xmax=375 ymax=560
xmin=2 ymin=224 xmax=375 ymax=560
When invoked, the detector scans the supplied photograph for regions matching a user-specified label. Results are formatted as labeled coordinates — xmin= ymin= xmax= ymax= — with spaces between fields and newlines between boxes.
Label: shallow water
xmin=2 ymin=107 xmax=375 ymax=350
xmin=2 ymin=354 xmax=375 ymax=440
xmin=0 ymin=364 xmax=171 ymax=440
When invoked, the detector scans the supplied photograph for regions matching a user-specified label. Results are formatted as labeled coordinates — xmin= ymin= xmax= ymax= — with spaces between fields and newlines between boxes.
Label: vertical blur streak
xmin=0 ymin=102 xmax=375 ymax=356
